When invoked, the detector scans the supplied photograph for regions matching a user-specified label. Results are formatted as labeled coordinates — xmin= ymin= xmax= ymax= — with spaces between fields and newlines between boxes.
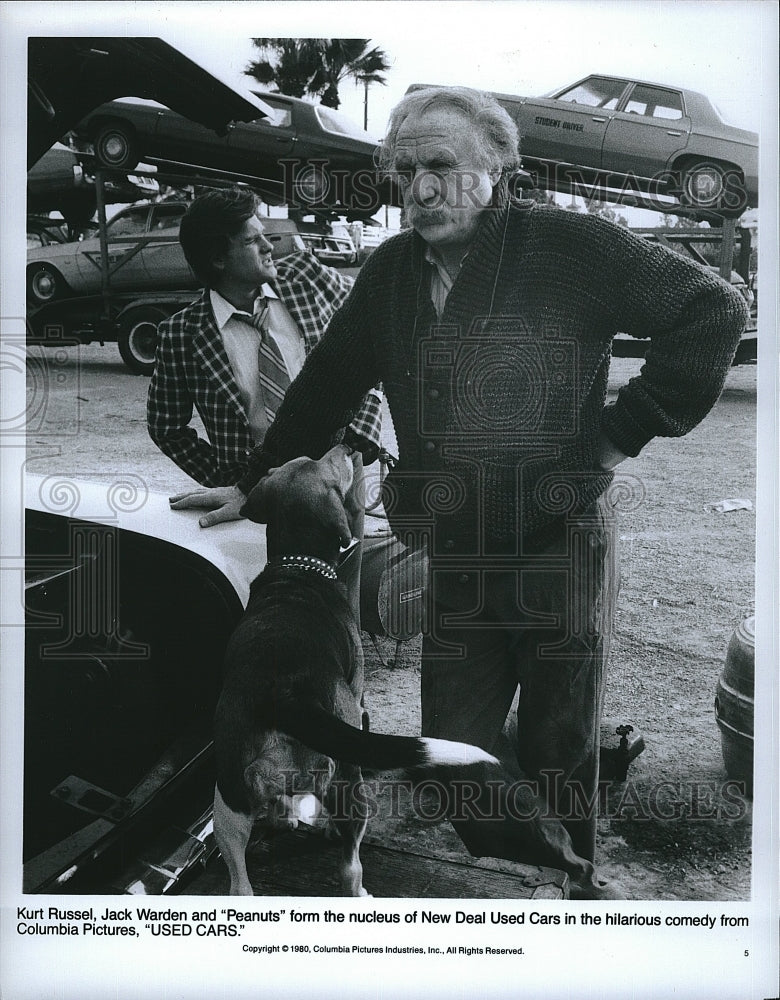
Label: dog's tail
xmin=274 ymin=703 xmax=499 ymax=771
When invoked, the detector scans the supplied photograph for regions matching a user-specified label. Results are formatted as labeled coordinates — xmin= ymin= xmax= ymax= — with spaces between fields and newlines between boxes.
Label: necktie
xmin=239 ymin=299 xmax=291 ymax=431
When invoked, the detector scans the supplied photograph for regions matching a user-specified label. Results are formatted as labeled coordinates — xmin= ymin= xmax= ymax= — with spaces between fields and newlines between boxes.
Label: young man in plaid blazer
xmin=147 ymin=187 xmax=382 ymax=487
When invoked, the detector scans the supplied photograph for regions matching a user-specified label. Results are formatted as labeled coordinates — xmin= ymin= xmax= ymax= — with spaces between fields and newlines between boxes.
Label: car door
xmin=137 ymin=203 xmax=197 ymax=288
xmin=511 ymin=76 xmax=630 ymax=170
xmin=146 ymin=103 xmax=236 ymax=170
xmin=601 ymin=83 xmax=691 ymax=180
xmin=73 ymin=207 xmax=153 ymax=292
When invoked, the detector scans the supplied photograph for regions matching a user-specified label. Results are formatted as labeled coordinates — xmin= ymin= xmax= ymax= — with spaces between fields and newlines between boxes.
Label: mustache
xmin=406 ymin=204 xmax=450 ymax=226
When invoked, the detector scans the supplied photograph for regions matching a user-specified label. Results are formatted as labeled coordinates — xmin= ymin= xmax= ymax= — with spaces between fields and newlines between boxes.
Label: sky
xmin=156 ymin=0 xmax=773 ymax=227
xmin=4 ymin=0 xmax=773 ymax=140
xmin=163 ymin=1 xmax=769 ymax=136
xmin=1 ymin=0 xmax=776 ymax=226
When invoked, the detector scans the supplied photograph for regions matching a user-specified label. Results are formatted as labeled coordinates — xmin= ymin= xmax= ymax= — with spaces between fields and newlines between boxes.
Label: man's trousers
xmin=420 ymin=494 xmax=618 ymax=879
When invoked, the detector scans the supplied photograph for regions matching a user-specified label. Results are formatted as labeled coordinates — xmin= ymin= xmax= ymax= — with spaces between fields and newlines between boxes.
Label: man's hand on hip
xmin=597 ymin=432 xmax=628 ymax=472
xmin=169 ymin=484 xmax=247 ymax=528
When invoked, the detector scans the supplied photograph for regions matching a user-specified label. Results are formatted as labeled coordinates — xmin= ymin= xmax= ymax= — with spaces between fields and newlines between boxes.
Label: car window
xmin=556 ymin=77 xmax=626 ymax=110
xmin=27 ymin=233 xmax=45 ymax=249
xmin=623 ymin=85 xmax=683 ymax=120
xmin=315 ymin=105 xmax=376 ymax=140
xmin=107 ymin=210 xmax=151 ymax=236
xmin=266 ymin=106 xmax=292 ymax=127
xmin=150 ymin=204 xmax=187 ymax=232
xmin=250 ymin=93 xmax=293 ymax=128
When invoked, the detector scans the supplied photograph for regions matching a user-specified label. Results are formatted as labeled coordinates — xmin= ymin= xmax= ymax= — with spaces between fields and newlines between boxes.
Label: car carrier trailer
xmin=25 ymin=164 xmax=300 ymax=375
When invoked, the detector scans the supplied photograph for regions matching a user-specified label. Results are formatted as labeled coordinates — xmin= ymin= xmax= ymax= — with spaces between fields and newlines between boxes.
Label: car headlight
xmin=33 ymin=271 xmax=56 ymax=298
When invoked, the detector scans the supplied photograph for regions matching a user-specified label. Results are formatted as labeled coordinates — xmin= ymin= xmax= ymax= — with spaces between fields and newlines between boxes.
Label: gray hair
xmin=378 ymin=86 xmax=520 ymax=175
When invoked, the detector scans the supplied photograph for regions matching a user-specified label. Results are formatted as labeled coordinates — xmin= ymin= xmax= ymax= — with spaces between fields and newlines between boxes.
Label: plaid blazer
xmin=147 ymin=252 xmax=383 ymax=486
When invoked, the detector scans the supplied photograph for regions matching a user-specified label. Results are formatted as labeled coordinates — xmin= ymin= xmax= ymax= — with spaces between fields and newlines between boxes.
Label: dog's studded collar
xmin=273 ymin=555 xmax=338 ymax=580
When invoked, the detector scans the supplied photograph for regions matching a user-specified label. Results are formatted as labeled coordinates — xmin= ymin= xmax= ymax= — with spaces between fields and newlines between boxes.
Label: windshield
xmin=554 ymin=77 xmax=627 ymax=110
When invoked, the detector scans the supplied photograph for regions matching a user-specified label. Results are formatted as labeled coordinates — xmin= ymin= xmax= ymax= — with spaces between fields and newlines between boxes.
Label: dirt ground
xmin=25 ymin=345 xmax=758 ymax=900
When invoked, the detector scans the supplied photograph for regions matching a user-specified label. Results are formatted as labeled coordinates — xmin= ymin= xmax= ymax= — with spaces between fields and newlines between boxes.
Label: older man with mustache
xmin=172 ymin=87 xmax=747 ymax=898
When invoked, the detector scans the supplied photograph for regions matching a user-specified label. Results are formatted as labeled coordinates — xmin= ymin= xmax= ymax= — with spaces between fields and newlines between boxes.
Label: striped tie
xmin=240 ymin=300 xmax=291 ymax=430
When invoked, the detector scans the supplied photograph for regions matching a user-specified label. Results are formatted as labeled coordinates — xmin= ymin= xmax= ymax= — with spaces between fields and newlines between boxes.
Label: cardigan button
xmin=457 ymin=573 xmax=470 ymax=584
xmin=427 ymin=388 xmax=440 ymax=400
xmin=424 ymin=440 xmax=436 ymax=452
xmin=444 ymin=539 xmax=455 ymax=550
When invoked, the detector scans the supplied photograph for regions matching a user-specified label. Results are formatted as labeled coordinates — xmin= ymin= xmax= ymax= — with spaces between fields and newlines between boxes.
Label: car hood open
xmin=28 ymin=36 xmax=274 ymax=168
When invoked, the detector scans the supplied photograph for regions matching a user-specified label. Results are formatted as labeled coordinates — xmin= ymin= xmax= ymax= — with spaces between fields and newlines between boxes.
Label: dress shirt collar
xmin=210 ymin=284 xmax=279 ymax=332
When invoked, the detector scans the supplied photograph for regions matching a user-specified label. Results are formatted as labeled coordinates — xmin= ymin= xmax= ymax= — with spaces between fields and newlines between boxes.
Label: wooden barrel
xmin=714 ymin=616 xmax=755 ymax=795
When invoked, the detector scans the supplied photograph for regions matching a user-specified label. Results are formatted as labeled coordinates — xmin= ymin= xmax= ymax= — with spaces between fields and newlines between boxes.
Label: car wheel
xmin=293 ymin=164 xmax=331 ymax=207
xmin=680 ymin=161 xmax=745 ymax=213
xmin=93 ymin=122 xmax=139 ymax=170
xmin=27 ymin=264 xmax=69 ymax=305
xmin=117 ymin=306 xmax=166 ymax=375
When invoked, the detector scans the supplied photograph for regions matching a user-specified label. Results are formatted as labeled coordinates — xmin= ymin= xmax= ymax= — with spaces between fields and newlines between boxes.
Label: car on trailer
xmin=28 ymin=142 xmax=159 ymax=225
xmin=26 ymin=37 xmax=280 ymax=376
xmin=298 ymin=230 xmax=358 ymax=266
xmin=27 ymin=37 xmax=274 ymax=169
xmin=70 ymin=90 xmax=386 ymax=218
xmin=407 ymin=75 xmax=758 ymax=215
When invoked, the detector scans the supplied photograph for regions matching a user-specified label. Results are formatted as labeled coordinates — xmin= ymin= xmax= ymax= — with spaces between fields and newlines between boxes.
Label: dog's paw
xmin=569 ymin=875 xmax=627 ymax=900
xmin=229 ymin=881 xmax=255 ymax=896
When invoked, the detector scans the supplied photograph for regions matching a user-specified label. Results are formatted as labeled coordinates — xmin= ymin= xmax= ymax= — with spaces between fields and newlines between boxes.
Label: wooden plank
xmin=186 ymin=828 xmax=568 ymax=899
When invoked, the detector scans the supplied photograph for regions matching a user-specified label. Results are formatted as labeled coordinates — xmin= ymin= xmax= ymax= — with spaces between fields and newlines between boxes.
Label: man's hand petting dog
xmin=169 ymin=484 xmax=247 ymax=528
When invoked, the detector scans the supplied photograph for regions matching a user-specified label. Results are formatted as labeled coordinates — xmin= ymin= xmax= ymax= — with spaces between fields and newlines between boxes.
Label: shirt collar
xmin=424 ymin=244 xmax=470 ymax=288
xmin=209 ymin=284 xmax=278 ymax=332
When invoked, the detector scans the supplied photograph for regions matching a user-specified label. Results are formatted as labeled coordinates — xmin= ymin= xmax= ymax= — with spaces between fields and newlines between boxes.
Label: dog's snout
xmin=317 ymin=444 xmax=355 ymax=493
xmin=341 ymin=451 xmax=355 ymax=491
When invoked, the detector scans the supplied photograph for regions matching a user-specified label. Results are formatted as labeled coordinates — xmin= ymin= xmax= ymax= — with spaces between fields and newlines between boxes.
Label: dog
xmin=213 ymin=443 xmax=498 ymax=896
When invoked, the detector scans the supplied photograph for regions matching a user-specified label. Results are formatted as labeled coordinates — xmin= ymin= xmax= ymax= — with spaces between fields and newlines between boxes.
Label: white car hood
xmin=25 ymin=473 xmax=266 ymax=608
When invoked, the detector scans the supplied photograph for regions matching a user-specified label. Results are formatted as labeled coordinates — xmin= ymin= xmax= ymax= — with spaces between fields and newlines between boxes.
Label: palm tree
xmin=308 ymin=39 xmax=390 ymax=110
xmin=245 ymin=38 xmax=321 ymax=99
xmin=246 ymin=38 xmax=390 ymax=111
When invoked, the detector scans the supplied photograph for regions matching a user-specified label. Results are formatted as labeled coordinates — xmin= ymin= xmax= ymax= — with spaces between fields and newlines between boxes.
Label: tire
xmin=93 ymin=122 xmax=139 ymax=170
xmin=680 ymin=160 xmax=745 ymax=214
xmin=27 ymin=263 xmax=69 ymax=305
xmin=117 ymin=306 xmax=167 ymax=375
xmin=292 ymin=164 xmax=331 ymax=207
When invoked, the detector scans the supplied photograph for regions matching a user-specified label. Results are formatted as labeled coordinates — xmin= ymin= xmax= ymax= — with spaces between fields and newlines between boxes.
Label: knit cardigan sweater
xmin=239 ymin=200 xmax=747 ymax=551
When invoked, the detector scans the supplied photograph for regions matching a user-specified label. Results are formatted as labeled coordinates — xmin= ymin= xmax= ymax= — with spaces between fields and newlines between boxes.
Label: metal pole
xmin=95 ymin=169 xmax=111 ymax=322
xmin=363 ymin=79 xmax=368 ymax=131
xmin=736 ymin=226 xmax=751 ymax=283
xmin=719 ymin=217 xmax=737 ymax=280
